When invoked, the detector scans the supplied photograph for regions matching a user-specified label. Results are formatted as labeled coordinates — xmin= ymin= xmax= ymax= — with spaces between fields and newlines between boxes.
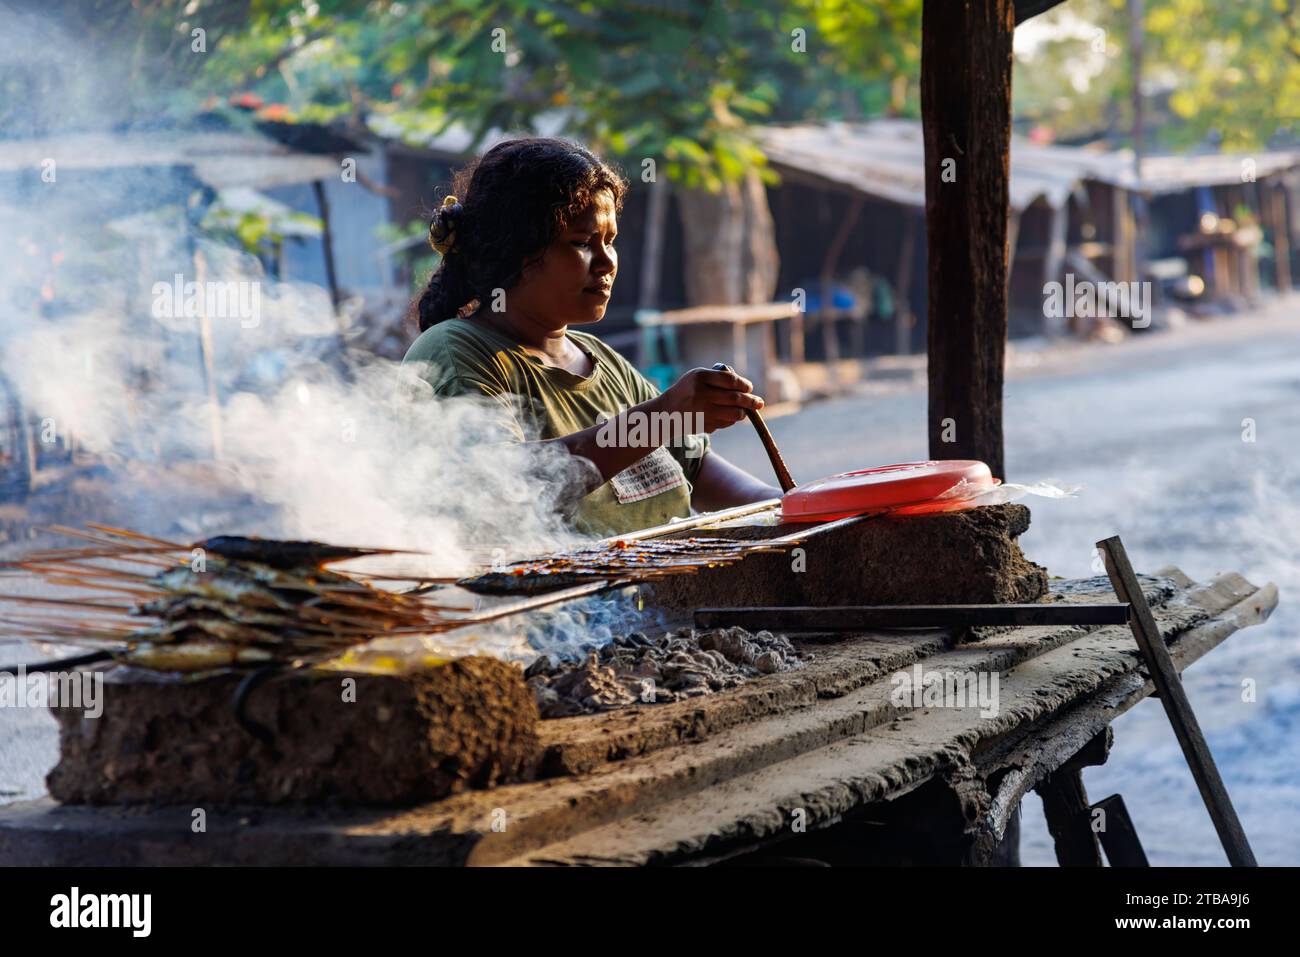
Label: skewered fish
xmin=196 ymin=535 xmax=406 ymax=570
xmin=0 ymin=524 xmax=468 ymax=676
xmin=458 ymin=535 xmax=795 ymax=595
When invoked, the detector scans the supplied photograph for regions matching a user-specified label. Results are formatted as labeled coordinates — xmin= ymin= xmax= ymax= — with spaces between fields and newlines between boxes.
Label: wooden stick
xmin=712 ymin=362 xmax=796 ymax=491
xmin=17 ymin=547 xmax=178 ymax=568
xmin=8 ymin=561 xmax=156 ymax=581
xmin=1097 ymin=535 xmax=1256 ymax=867
xmin=0 ymin=614 xmax=137 ymax=633
xmin=39 ymin=576 xmax=160 ymax=598
xmin=40 ymin=525 xmax=180 ymax=552
xmin=84 ymin=522 xmax=186 ymax=549
xmin=461 ymin=580 xmax=631 ymax=625
xmin=0 ymin=594 xmax=136 ymax=612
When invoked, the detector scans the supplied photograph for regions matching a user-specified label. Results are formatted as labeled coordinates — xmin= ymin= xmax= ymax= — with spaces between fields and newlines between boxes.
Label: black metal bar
xmin=1096 ymin=535 xmax=1256 ymax=867
xmin=1090 ymin=794 xmax=1150 ymax=867
xmin=694 ymin=603 xmax=1131 ymax=631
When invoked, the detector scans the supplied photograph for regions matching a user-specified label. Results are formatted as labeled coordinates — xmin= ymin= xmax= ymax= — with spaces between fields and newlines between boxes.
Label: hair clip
xmin=428 ymin=195 xmax=463 ymax=255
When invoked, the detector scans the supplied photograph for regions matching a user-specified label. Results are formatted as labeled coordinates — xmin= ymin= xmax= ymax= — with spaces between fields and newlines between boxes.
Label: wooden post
xmin=921 ymin=0 xmax=1015 ymax=480
xmin=1112 ymin=187 xmax=1135 ymax=283
xmin=638 ymin=178 xmax=669 ymax=310
xmin=1034 ymin=727 xmax=1112 ymax=867
xmin=192 ymin=246 xmax=224 ymax=461
xmin=1270 ymin=182 xmax=1292 ymax=293
xmin=817 ymin=193 xmax=864 ymax=390
xmin=312 ymin=180 xmax=342 ymax=313
xmin=1042 ymin=201 xmax=1068 ymax=335
xmin=1128 ymin=0 xmax=1148 ymax=286
xmin=894 ymin=213 xmax=917 ymax=355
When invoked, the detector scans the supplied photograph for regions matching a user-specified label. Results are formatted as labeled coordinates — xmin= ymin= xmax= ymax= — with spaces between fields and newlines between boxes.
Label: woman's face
xmin=508 ymin=190 xmax=618 ymax=328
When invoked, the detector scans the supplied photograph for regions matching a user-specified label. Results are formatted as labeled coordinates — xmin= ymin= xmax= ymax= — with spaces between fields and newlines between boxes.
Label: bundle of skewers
xmin=0 ymin=524 xmax=471 ymax=677
xmin=0 ymin=502 xmax=831 ymax=680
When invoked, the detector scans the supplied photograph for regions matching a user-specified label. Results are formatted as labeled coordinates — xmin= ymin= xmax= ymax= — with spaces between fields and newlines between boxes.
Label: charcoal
xmin=524 ymin=654 xmax=555 ymax=679
xmin=528 ymin=624 xmax=808 ymax=718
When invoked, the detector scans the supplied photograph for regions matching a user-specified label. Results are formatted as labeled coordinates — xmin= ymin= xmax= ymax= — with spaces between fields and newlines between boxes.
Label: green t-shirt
xmin=402 ymin=316 xmax=710 ymax=536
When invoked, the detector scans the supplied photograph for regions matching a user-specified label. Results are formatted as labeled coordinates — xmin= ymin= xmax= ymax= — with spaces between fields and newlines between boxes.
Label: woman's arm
xmin=540 ymin=393 xmax=676 ymax=491
xmin=539 ymin=367 xmax=765 ymax=493
xmin=689 ymin=449 xmax=783 ymax=511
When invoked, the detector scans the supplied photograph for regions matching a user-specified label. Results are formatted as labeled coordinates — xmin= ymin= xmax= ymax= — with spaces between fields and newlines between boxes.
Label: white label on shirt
xmin=608 ymin=446 xmax=687 ymax=504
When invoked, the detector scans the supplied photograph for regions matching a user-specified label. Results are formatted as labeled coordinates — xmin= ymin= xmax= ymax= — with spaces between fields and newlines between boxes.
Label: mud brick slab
xmin=45 ymin=656 xmax=540 ymax=807
xmin=647 ymin=503 xmax=1048 ymax=611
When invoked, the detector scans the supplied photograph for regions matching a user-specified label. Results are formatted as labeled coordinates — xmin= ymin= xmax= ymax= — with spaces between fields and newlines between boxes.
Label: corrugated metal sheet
xmin=366 ymin=111 xmax=572 ymax=159
xmin=0 ymin=130 xmax=339 ymax=189
xmin=1091 ymin=150 xmax=1300 ymax=193
xmin=759 ymin=119 xmax=1097 ymax=212
xmin=759 ymin=120 xmax=1300 ymax=211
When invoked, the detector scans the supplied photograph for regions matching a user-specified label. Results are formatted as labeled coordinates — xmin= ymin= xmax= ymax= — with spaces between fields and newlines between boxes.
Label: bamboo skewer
xmin=2 ymin=513 xmax=868 ymax=676
xmin=3 ymin=561 xmax=158 ymax=581
xmin=37 ymin=525 xmax=185 ymax=554
xmin=83 ymin=522 xmax=186 ymax=548
xmin=600 ymin=498 xmax=782 ymax=545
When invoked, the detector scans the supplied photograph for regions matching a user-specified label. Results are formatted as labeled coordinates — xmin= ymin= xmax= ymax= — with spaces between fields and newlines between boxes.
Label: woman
xmin=403 ymin=137 xmax=782 ymax=537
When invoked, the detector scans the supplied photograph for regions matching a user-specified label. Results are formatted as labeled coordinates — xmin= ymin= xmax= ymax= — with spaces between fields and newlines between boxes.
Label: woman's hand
xmin=654 ymin=367 xmax=765 ymax=433
xmin=539 ymin=367 xmax=765 ymax=491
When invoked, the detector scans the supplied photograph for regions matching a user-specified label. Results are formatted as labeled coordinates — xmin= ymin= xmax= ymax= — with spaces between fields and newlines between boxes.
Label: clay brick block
xmin=646 ymin=503 xmax=1048 ymax=611
xmin=46 ymin=657 xmax=539 ymax=807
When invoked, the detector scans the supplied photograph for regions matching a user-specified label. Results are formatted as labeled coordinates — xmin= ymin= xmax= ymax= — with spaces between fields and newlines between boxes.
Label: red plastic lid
xmin=780 ymin=460 xmax=998 ymax=523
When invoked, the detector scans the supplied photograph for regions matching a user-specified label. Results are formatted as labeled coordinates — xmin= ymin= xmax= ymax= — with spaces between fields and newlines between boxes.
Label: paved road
xmin=710 ymin=301 xmax=1300 ymax=865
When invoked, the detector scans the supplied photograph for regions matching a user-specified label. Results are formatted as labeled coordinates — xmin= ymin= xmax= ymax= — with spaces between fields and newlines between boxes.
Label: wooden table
xmin=0 ymin=566 xmax=1275 ymax=866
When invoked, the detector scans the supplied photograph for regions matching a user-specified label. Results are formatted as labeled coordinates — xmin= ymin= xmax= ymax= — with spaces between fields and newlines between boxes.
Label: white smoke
xmin=0 ymin=5 xmax=649 ymax=660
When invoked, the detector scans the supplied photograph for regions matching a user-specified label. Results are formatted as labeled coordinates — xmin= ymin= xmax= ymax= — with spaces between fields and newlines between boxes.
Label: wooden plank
xmin=564 ymin=572 xmax=1180 ymax=781
xmin=694 ymin=603 xmax=1131 ymax=630
xmin=636 ymin=302 xmax=798 ymax=327
xmin=921 ymin=0 xmax=1015 ymax=479
xmin=1097 ymin=536 xmax=1257 ymax=867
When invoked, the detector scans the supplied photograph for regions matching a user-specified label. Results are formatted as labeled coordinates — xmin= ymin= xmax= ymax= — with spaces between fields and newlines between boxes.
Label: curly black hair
xmin=412 ymin=137 xmax=629 ymax=332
